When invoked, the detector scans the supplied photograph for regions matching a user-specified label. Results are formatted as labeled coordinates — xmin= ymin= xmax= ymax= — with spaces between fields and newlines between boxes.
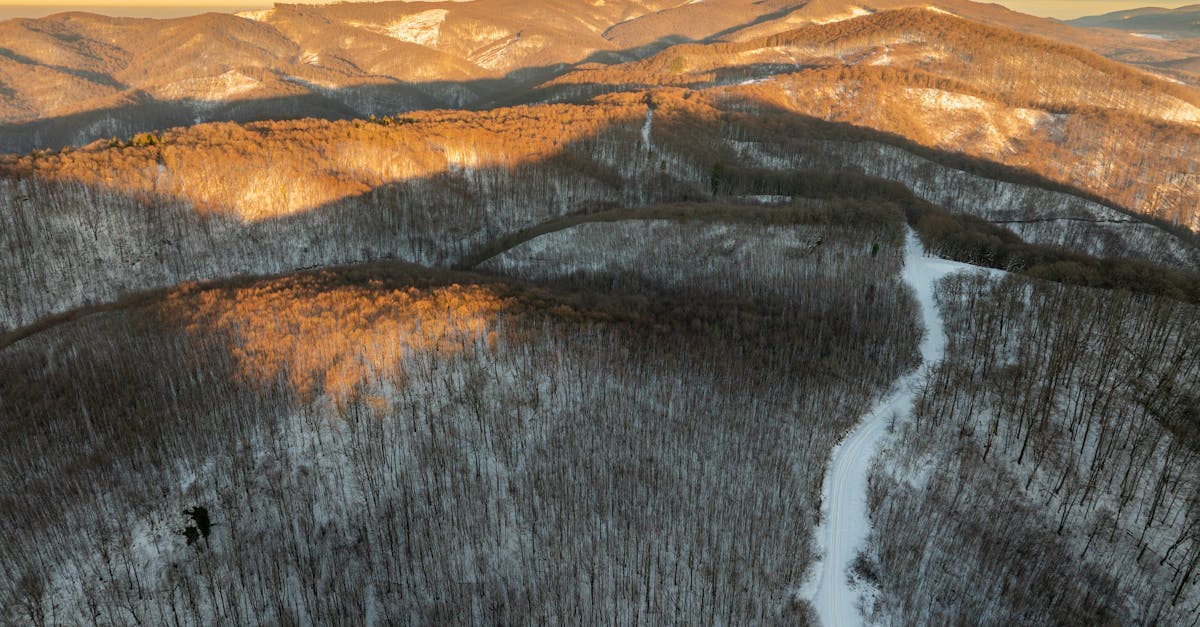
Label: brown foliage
xmin=0 ymin=103 xmax=647 ymax=221
xmin=165 ymin=277 xmax=508 ymax=403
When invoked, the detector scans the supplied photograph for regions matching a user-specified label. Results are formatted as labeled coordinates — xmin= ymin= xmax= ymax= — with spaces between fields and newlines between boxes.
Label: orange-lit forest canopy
xmin=552 ymin=9 xmax=1200 ymax=115
xmin=539 ymin=9 xmax=1200 ymax=227
xmin=166 ymin=277 xmax=509 ymax=404
xmin=0 ymin=100 xmax=650 ymax=221
xmin=4 ymin=9 xmax=1198 ymax=231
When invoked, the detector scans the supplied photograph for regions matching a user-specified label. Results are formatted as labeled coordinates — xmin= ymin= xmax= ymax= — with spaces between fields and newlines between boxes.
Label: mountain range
xmin=1 ymin=0 xmax=1198 ymax=153
xmin=1070 ymin=3 xmax=1200 ymax=38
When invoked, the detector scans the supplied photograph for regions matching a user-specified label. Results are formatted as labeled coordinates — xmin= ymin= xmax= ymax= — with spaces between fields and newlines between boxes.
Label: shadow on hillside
xmin=0 ymin=45 xmax=127 ymax=90
xmin=516 ymin=62 xmax=832 ymax=106
xmin=5 ymin=95 xmax=1196 ymax=243
xmin=0 ymin=36 xmax=691 ymax=155
xmin=2 ymin=97 xmax=1198 ymax=344
xmin=4 ymin=95 xmax=1193 ymax=235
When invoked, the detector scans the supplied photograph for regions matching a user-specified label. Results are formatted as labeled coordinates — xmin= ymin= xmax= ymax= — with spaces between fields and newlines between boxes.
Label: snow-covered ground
xmin=812 ymin=7 xmax=872 ymax=25
xmin=387 ymin=10 xmax=449 ymax=46
xmin=809 ymin=229 xmax=989 ymax=626
xmin=234 ymin=8 xmax=274 ymax=21
xmin=731 ymin=138 xmax=1200 ymax=267
xmin=641 ymin=107 xmax=653 ymax=150
xmin=343 ymin=10 xmax=450 ymax=47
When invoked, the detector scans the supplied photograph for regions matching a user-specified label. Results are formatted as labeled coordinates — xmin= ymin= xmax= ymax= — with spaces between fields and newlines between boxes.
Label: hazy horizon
xmin=0 ymin=5 xmax=242 ymax=19
xmin=0 ymin=1 xmax=1196 ymax=21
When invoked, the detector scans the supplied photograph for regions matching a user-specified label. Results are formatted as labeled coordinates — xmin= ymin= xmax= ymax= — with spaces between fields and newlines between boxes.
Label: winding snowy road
xmin=810 ymin=229 xmax=982 ymax=627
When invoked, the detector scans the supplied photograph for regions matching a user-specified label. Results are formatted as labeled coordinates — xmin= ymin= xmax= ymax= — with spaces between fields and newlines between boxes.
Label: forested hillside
xmin=865 ymin=273 xmax=1200 ymax=624
xmin=4 ymin=86 xmax=1197 ymax=335
xmin=1 ymin=0 xmax=1195 ymax=152
xmin=0 ymin=207 xmax=917 ymax=625
xmin=0 ymin=0 xmax=682 ymax=151
xmin=541 ymin=8 xmax=1200 ymax=229
xmin=1 ymin=1 xmax=1198 ymax=625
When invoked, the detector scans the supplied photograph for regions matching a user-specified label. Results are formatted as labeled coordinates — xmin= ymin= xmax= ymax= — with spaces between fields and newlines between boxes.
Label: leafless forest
xmin=865 ymin=273 xmax=1200 ymax=625
xmin=5 ymin=94 xmax=1196 ymax=336
xmin=2 ymin=2 xmax=1200 ymax=624
xmin=0 ymin=206 xmax=918 ymax=624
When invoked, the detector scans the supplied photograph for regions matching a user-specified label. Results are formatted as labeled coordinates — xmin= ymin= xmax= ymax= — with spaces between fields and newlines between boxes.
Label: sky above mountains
xmin=1012 ymin=0 xmax=1197 ymax=18
xmin=0 ymin=1 xmax=1193 ymax=21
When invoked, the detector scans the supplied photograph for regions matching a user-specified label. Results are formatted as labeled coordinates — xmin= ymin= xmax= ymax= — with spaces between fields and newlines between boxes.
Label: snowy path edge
xmin=804 ymin=228 xmax=987 ymax=627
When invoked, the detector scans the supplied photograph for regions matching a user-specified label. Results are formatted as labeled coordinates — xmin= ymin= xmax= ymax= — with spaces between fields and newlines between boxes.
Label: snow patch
xmin=1012 ymin=106 xmax=1050 ymax=126
xmin=740 ymin=194 xmax=792 ymax=203
xmin=210 ymin=70 xmax=260 ymax=99
xmin=907 ymin=87 xmax=990 ymax=113
xmin=641 ymin=107 xmax=653 ymax=149
xmin=235 ymin=9 xmax=274 ymax=21
xmin=902 ymin=87 xmax=1054 ymax=152
xmin=344 ymin=8 xmax=459 ymax=47
xmin=1159 ymin=100 xmax=1200 ymax=124
xmin=376 ymin=10 xmax=450 ymax=47
xmin=157 ymin=70 xmax=262 ymax=102
xmin=813 ymin=7 xmax=871 ymax=25
xmin=870 ymin=45 xmax=891 ymax=66
xmin=470 ymin=34 xmax=525 ymax=70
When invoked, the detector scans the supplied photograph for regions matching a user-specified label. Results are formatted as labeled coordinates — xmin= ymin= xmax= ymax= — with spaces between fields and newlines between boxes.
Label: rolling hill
xmin=1 ymin=0 xmax=1197 ymax=153
xmin=1070 ymin=3 xmax=1200 ymax=38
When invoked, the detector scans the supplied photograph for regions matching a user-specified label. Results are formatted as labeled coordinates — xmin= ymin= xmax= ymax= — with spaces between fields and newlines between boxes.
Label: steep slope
xmin=0 ymin=14 xmax=131 ymax=120
xmin=1 ymin=5 xmax=1198 ymax=625
xmin=6 ymin=0 xmax=1198 ymax=154
xmin=1068 ymin=4 xmax=1200 ymax=80
xmin=0 ymin=9 xmax=437 ymax=150
xmin=601 ymin=0 xmax=805 ymax=47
